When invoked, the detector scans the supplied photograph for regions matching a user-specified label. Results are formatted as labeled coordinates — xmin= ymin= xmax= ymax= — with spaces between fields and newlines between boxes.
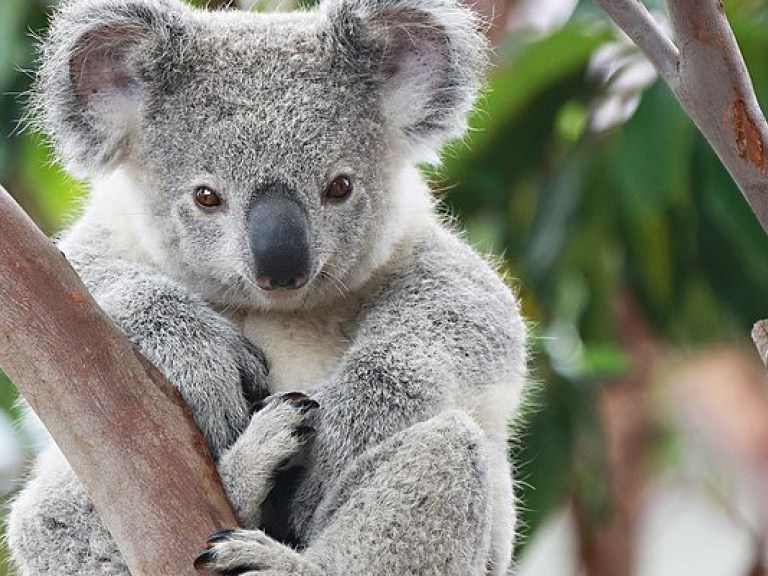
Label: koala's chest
xmin=231 ymin=309 xmax=358 ymax=394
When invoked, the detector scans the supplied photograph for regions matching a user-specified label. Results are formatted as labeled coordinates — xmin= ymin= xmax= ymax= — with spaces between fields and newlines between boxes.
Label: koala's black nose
xmin=248 ymin=195 xmax=311 ymax=291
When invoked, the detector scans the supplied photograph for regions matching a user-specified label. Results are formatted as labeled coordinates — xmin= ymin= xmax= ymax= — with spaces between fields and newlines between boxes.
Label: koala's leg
xmin=487 ymin=444 xmax=516 ymax=576
xmin=197 ymin=410 xmax=492 ymax=576
xmin=5 ymin=394 xmax=316 ymax=576
xmin=307 ymin=410 xmax=493 ymax=576
xmin=7 ymin=446 xmax=129 ymax=576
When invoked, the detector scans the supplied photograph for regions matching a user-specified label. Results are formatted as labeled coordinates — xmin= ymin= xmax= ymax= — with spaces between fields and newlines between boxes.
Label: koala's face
xmin=39 ymin=0 xmax=487 ymax=310
xmin=135 ymin=19 xmax=389 ymax=310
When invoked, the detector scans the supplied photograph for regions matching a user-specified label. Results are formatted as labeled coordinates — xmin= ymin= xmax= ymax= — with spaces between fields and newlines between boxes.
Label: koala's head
xmin=38 ymin=0 xmax=488 ymax=311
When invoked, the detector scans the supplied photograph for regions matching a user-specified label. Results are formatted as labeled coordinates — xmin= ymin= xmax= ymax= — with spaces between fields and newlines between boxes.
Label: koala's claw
xmin=193 ymin=548 xmax=216 ymax=569
xmin=271 ymin=393 xmax=319 ymax=444
xmin=205 ymin=528 xmax=237 ymax=545
xmin=292 ymin=424 xmax=316 ymax=442
xmin=264 ymin=392 xmax=319 ymax=416
xmin=295 ymin=398 xmax=320 ymax=414
xmin=193 ymin=529 xmax=321 ymax=575
xmin=278 ymin=391 xmax=310 ymax=402
xmin=252 ymin=391 xmax=318 ymax=415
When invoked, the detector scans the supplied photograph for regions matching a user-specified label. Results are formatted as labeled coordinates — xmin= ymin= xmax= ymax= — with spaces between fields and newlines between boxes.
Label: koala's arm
xmin=62 ymin=248 xmax=269 ymax=456
xmin=292 ymin=223 xmax=527 ymax=537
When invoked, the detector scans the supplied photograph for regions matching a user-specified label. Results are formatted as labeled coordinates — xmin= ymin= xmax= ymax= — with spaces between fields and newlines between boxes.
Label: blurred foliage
xmin=442 ymin=0 xmax=768 ymax=555
xmin=3 ymin=0 xmax=768 ymax=574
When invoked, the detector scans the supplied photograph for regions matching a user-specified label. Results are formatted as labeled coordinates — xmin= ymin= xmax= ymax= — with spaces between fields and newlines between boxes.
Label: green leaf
xmin=578 ymin=343 xmax=631 ymax=379
xmin=18 ymin=130 xmax=85 ymax=234
xmin=0 ymin=372 xmax=19 ymax=420
xmin=617 ymin=81 xmax=696 ymax=320
xmin=620 ymin=81 xmax=694 ymax=218
xmin=523 ymin=145 xmax=591 ymax=286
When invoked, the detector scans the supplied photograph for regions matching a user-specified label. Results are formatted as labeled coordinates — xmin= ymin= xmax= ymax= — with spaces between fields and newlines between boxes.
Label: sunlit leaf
xmin=0 ymin=373 xmax=18 ymax=420
xmin=18 ymin=130 xmax=85 ymax=234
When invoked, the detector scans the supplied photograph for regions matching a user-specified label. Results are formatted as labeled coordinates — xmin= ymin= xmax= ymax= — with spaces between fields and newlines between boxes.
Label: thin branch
xmin=596 ymin=0 xmax=768 ymax=366
xmin=593 ymin=0 xmax=680 ymax=84
xmin=666 ymin=0 xmax=768 ymax=232
xmin=596 ymin=0 xmax=768 ymax=237
xmin=752 ymin=320 xmax=768 ymax=368
xmin=0 ymin=185 xmax=239 ymax=576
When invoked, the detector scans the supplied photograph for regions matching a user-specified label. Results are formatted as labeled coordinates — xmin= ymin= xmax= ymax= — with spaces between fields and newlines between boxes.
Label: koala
xmin=6 ymin=0 xmax=528 ymax=575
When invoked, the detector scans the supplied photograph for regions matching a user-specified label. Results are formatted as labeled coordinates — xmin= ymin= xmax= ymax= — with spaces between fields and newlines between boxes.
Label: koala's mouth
xmin=238 ymin=270 xmax=317 ymax=312
xmin=255 ymin=273 xmax=309 ymax=292
xmin=247 ymin=268 xmax=317 ymax=299
xmin=245 ymin=261 xmax=343 ymax=307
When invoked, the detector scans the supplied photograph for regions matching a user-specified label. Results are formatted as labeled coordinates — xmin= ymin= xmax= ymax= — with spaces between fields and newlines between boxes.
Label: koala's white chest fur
xmin=227 ymin=302 xmax=360 ymax=394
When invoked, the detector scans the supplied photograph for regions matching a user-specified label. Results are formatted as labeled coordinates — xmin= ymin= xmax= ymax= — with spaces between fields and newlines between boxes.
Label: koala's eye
xmin=194 ymin=186 xmax=222 ymax=209
xmin=325 ymin=175 xmax=353 ymax=203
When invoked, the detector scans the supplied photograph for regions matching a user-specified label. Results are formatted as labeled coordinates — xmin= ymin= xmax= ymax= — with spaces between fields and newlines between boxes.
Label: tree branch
xmin=0 ymin=184 xmax=239 ymax=576
xmin=593 ymin=0 xmax=679 ymax=84
xmin=752 ymin=320 xmax=768 ymax=368
xmin=596 ymin=0 xmax=768 ymax=237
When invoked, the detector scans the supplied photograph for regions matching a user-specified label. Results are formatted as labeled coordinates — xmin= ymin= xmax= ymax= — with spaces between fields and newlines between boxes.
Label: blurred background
xmin=3 ymin=0 xmax=768 ymax=574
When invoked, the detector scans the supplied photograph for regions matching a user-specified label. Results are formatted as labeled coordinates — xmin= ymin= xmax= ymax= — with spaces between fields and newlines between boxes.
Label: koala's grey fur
xmin=6 ymin=0 xmax=528 ymax=574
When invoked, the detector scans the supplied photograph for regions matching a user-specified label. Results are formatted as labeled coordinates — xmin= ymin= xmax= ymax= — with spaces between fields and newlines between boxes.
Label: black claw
xmin=296 ymin=398 xmax=320 ymax=413
xmin=222 ymin=568 xmax=267 ymax=575
xmin=292 ymin=424 xmax=316 ymax=442
xmin=193 ymin=548 xmax=216 ymax=569
xmin=250 ymin=399 xmax=267 ymax=414
xmin=253 ymin=392 xmax=318 ymax=416
xmin=206 ymin=528 xmax=236 ymax=545
xmin=282 ymin=391 xmax=310 ymax=403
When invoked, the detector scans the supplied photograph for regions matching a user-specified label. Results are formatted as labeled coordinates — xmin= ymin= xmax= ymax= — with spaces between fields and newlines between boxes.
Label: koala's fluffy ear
xmin=35 ymin=0 xmax=190 ymax=177
xmin=322 ymin=0 xmax=489 ymax=162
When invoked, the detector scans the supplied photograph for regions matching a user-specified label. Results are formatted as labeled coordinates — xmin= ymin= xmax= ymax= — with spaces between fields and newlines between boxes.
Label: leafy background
xmin=3 ymin=0 xmax=768 ymax=574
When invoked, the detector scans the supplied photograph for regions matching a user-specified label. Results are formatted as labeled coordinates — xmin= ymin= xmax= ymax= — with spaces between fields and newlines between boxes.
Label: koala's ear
xmin=322 ymin=0 xmax=489 ymax=162
xmin=35 ymin=0 xmax=190 ymax=177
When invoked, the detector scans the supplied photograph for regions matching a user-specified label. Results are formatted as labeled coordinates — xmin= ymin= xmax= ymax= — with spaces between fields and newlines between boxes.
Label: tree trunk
xmin=0 ymin=184 xmax=239 ymax=576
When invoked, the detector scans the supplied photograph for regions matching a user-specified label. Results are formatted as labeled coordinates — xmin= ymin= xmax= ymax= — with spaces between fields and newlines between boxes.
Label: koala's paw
xmin=194 ymin=529 xmax=321 ymax=575
xmin=218 ymin=392 xmax=319 ymax=525
xmin=224 ymin=392 xmax=319 ymax=474
xmin=249 ymin=392 xmax=319 ymax=466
